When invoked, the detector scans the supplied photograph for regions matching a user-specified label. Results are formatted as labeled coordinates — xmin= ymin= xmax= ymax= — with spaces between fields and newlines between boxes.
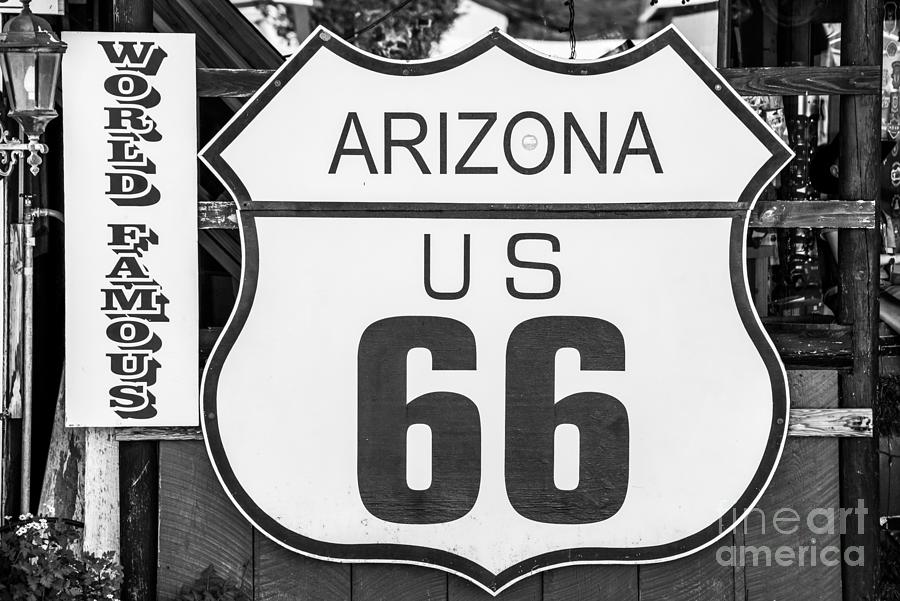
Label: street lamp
xmin=0 ymin=0 xmax=65 ymax=176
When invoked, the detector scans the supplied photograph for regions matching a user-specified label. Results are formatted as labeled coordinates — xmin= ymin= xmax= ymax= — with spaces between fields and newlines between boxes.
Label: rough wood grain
xmin=197 ymin=201 xmax=876 ymax=230
xmin=157 ymin=441 xmax=253 ymax=599
xmin=197 ymin=68 xmax=272 ymax=98
xmin=742 ymin=371 xmax=841 ymax=601
xmin=118 ymin=427 xmax=205 ymax=441
xmin=722 ymin=66 xmax=880 ymax=96
xmin=449 ymin=574 xmax=540 ymax=601
xmin=254 ymin=533 xmax=351 ymax=601
xmin=120 ymin=441 xmax=158 ymax=601
xmin=352 ymin=564 xmax=446 ymax=601
xmin=765 ymin=322 xmax=852 ymax=369
xmin=6 ymin=225 xmax=23 ymax=418
xmin=37 ymin=371 xmax=84 ymax=521
xmin=199 ymin=200 xmax=239 ymax=229
xmin=640 ymin=544 xmax=735 ymax=601
xmin=750 ymin=201 xmax=875 ymax=229
xmin=837 ymin=2 xmax=883 ymax=599
xmin=1 ymin=420 xmax=20 ymax=521
xmin=196 ymin=66 xmax=881 ymax=99
xmin=83 ymin=428 xmax=120 ymax=560
xmin=113 ymin=409 xmax=872 ymax=441
xmin=543 ymin=565 xmax=637 ymax=601
xmin=116 ymin=408 xmax=872 ymax=442
xmin=789 ymin=409 xmax=872 ymax=437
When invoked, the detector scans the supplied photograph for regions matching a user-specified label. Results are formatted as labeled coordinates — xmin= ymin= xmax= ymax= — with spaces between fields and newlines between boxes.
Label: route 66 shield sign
xmin=200 ymin=26 xmax=793 ymax=595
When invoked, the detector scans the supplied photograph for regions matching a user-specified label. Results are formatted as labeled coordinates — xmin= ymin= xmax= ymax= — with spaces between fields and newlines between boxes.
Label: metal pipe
xmin=20 ymin=195 xmax=33 ymax=513
xmin=32 ymin=208 xmax=63 ymax=223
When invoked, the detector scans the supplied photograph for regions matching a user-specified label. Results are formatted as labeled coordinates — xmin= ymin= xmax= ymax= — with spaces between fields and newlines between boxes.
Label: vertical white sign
xmin=63 ymin=32 xmax=198 ymax=426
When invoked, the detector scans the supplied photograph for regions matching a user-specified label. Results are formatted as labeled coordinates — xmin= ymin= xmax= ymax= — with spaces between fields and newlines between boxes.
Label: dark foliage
xmin=0 ymin=516 xmax=122 ymax=601
xmin=311 ymin=0 xmax=460 ymax=60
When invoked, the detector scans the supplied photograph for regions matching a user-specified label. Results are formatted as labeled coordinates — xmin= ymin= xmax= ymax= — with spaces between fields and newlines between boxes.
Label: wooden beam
xmin=788 ymin=408 xmax=872 ymax=438
xmin=197 ymin=68 xmax=271 ymax=98
xmin=766 ymin=322 xmax=852 ymax=369
xmin=197 ymin=200 xmax=876 ymax=230
xmin=722 ymin=66 xmax=880 ymax=96
xmin=115 ymin=408 xmax=873 ymax=442
xmin=750 ymin=200 xmax=875 ymax=229
xmin=195 ymin=66 xmax=882 ymax=98
xmin=837 ymin=1 xmax=882 ymax=599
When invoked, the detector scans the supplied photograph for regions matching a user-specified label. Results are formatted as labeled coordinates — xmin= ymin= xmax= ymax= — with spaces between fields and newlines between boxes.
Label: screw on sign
xmin=200 ymin=26 xmax=793 ymax=595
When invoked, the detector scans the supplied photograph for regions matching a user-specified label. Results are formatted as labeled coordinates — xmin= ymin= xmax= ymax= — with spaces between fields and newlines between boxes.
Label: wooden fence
xmin=24 ymin=0 xmax=888 ymax=600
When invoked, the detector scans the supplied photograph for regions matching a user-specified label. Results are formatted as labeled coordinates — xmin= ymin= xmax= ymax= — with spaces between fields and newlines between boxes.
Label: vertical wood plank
xmin=120 ymin=441 xmax=158 ymax=601
xmin=543 ymin=565 xmax=637 ymax=601
xmin=740 ymin=371 xmax=841 ymax=601
xmin=838 ymin=2 xmax=883 ymax=600
xmin=83 ymin=428 xmax=120 ymax=560
xmin=352 ymin=564 xmax=446 ymax=601
xmin=741 ymin=440 xmax=841 ymax=600
xmin=448 ymin=574 xmax=540 ymax=601
xmin=639 ymin=545 xmax=735 ymax=601
xmin=37 ymin=370 xmax=84 ymax=521
xmin=254 ymin=532 xmax=351 ymax=601
xmin=157 ymin=441 xmax=252 ymax=599
xmin=2 ymin=224 xmax=23 ymax=521
xmin=7 ymin=224 xmax=23 ymax=419
xmin=740 ymin=372 xmax=841 ymax=601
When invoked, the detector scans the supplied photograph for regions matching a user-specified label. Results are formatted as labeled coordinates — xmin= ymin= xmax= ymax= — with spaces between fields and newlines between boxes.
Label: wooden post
xmin=83 ymin=428 xmax=119 ymax=559
xmin=94 ymin=2 xmax=159 ymax=600
xmin=838 ymin=1 xmax=882 ymax=600
xmin=2 ymin=224 xmax=23 ymax=520
xmin=717 ymin=0 xmax=731 ymax=68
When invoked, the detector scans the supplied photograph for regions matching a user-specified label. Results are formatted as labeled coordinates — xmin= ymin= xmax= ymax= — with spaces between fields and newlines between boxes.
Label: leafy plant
xmin=311 ymin=0 xmax=460 ymax=60
xmin=176 ymin=565 xmax=251 ymax=601
xmin=0 ymin=513 xmax=122 ymax=601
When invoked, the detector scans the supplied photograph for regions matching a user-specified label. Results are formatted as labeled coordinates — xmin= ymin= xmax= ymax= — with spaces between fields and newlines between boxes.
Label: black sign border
xmin=200 ymin=26 xmax=792 ymax=594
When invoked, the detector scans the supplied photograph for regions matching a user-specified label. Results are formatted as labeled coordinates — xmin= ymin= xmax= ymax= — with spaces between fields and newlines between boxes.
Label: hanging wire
xmin=564 ymin=0 xmax=576 ymax=59
xmin=349 ymin=0 xmax=417 ymax=40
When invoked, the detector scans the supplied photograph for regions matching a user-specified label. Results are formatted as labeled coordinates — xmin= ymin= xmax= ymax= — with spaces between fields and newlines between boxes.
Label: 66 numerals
xmin=357 ymin=316 xmax=629 ymax=525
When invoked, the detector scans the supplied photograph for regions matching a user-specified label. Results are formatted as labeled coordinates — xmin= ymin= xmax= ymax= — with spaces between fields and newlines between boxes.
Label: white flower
xmin=15 ymin=527 xmax=26 ymax=536
xmin=38 ymin=519 xmax=47 ymax=527
xmin=29 ymin=556 xmax=37 ymax=565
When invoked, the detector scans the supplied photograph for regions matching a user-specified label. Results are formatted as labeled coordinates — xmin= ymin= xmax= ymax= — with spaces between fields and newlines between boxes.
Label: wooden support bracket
xmin=197 ymin=200 xmax=876 ymax=230
xmin=115 ymin=408 xmax=874 ymax=441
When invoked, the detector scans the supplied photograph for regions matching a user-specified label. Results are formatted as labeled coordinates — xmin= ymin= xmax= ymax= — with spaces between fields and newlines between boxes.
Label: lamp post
xmin=0 ymin=0 xmax=66 ymax=514
xmin=0 ymin=0 xmax=66 ymax=176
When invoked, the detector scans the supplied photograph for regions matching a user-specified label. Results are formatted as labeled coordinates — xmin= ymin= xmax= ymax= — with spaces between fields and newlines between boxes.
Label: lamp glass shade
xmin=1 ymin=51 xmax=37 ymax=112
xmin=0 ymin=3 xmax=66 ymax=138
